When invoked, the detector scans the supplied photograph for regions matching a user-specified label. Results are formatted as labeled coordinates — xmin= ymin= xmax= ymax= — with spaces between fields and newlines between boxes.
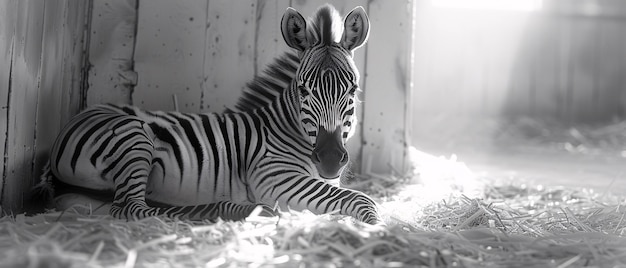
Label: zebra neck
xmin=261 ymin=87 xmax=311 ymax=148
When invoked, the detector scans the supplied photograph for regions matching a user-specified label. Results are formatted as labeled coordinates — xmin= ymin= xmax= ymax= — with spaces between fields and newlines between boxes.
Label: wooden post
xmin=1 ymin=0 xmax=46 ymax=214
xmin=0 ymin=0 xmax=19 ymax=214
xmin=254 ymin=0 xmax=290 ymax=76
xmin=33 ymin=0 xmax=92 ymax=200
xmin=0 ymin=0 xmax=89 ymax=214
xmin=86 ymin=0 xmax=138 ymax=106
xmin=202 ymin=0 xmax=257 ymax=112
xmin=360 ymin=0 xmax=413 ymax=176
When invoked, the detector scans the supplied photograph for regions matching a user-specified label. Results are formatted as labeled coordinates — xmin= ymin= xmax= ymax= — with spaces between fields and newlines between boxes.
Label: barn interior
xmin=1 ymin=0 xmax=625 ymax=267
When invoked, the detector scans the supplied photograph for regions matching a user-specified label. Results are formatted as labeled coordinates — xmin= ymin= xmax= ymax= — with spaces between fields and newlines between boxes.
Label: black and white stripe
xmin=37 ymin=4 xmax=380 ymax=224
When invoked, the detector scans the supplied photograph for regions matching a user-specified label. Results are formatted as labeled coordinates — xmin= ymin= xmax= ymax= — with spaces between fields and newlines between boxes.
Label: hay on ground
xmin=2 ymin=149 xmax=626 ymax=267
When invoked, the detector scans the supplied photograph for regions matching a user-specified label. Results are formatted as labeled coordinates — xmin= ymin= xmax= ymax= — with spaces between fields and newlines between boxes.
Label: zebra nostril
xmin=340 ymin=152 xmax=349 ymax=165
xmin=311 ymin=152 xmax=321 ymax=164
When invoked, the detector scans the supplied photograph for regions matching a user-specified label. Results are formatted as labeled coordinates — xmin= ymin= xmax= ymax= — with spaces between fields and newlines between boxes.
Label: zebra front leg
xmin=259 ymin=177 xmax=383 ymax=225
xmin=157 ymin=202 xmax=277 ymax=221
xmin=111 ymin=198 xmax=276 ymax=221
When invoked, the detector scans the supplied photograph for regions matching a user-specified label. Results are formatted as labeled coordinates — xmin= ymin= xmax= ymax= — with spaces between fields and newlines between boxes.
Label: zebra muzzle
xmin=311 ymin=126 xmax=349 ymax=179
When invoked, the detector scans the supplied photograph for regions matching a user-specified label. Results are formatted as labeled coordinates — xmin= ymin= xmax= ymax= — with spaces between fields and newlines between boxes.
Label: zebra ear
xmin=281 ymin=7 xmax=309 ymax=51
xmin=340 ymin=6 xmax=370 ymax=52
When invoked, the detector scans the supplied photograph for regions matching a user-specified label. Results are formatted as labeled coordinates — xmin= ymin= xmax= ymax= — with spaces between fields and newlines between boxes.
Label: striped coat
xmin=37 ymin=4 xmax=381 ymax=224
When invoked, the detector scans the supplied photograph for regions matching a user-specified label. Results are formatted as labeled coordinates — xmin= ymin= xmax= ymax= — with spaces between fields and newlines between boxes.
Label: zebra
xmin=35 ymin=4 xmax=382 ymax=224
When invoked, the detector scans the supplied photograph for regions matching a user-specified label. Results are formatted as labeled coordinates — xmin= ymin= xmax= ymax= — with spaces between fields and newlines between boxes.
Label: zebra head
xmin=281 ymin=5 xmax=370 ymax=179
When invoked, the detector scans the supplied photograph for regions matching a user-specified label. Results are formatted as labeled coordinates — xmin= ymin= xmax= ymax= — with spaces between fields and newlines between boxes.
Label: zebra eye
xmin=298 ymin=85 xmax=309 ymax=98
xmin=348 ymin=86 xmax=358 ymax=96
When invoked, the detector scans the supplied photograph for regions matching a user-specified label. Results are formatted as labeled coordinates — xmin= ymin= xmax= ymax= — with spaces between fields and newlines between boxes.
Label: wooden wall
xmin=0 ymin=0 xmax=412 ymax=213
xmin=86 ymin=0 xmax=413 ymax=177
xmin=412 ymin=0 xmax=626 ymax=124
xmin=0 ymin=0 xmax=90 ymax=214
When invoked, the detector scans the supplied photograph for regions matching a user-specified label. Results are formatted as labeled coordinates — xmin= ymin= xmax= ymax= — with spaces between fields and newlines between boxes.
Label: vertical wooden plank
xmin=526 ymin=26 xmax=538 ymax=118
xmin=570 ymin=19 xmax=594 ymax=123
xmin=531 ymin=17 xmax=559 ymax=120
xmin=618 ymin=18 xmax=626 ymax=119
xmin=33 ymin=0 xmax=65 ymax=196
xmin=591 ymin=19 xmax=624 ymax=122
xmin=87 ymin=0 xmax=137 ymax=106
xmin=410 ymin=4 xmax=431 ymax=118
xmin=59 ymin=0 xmax=91 ymax=125
xmin=615 ymin=24 xmax=626 ymax=118
xmin=32 ymin=0 xmax=90 ymax=204
xmin=487 ymin=41 xmax=509 ymax=118
xmin=202 ymin=0 xmax=257 ymax=112
xmin=506 ymin=48 xmax=531 ymax=118
xmin=0 ymin=0 xmax=18 ymax=213
xmin=361 ymin=0 xmax=412 ymax=175
xmin=0 ymin=0 xmax=87 ymax=213
xmin=2 ymin=0 xmax=45 ymax=213
xmin=482 ymin=52 xmax=494 ymax=117
xmin=594 ymin=20 xmax=608 ymax=121
xmin=600 ymin=20 xmax=626 ymax=120
xmin=591 ymin=20 xmax=601 ymax=120
xmin=133 ymin=0 xmax=206 ymax=112
xmin=556 ymin=16 xmax=573 ymax=122
xmin=254 ymin=0 xmax=290 ymax=75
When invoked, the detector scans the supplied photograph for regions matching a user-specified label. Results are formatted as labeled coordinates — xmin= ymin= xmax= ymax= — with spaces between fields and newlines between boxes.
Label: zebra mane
xmin=307 ymin=4 xmax=343 ymax=46
xmin=232 ymin=5 xmax=343 ymax=112
xmin=233 ymin=52 xmax=300 ymax=112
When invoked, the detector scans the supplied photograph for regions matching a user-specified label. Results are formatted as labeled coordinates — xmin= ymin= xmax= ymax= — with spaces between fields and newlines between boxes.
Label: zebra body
xmin=51 ymin=105 xmax=259 ymax=207
xmin=39 ymin=5 xmax=381 ymax=224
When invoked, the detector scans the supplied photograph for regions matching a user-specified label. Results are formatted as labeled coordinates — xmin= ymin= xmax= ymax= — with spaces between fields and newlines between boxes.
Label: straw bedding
xmin=1 ymin=152 xmax=625 ymax=267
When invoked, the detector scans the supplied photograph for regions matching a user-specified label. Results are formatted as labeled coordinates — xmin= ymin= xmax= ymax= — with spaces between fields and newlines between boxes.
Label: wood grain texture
xmin=2 ymin=0 xmax=45 ymax=213
xmin=202 ymin=0 xmax=256 ymax=112
xmin=254 ymin=0 xmax=290 ymax=77
xmin=361 ymin=0 xmax=413 ymax=175
xmin=133 ymin=0 xmax=207 ymax=112
xmin=0 ymin=0 xmax=18 ymax=212
xmin=87 ymin=0 xmax=137 ymax=106
xmin=34 ymin=0 xmax=90 ymax=198
xmin=0 ymin=0 xmax=89 ymax=214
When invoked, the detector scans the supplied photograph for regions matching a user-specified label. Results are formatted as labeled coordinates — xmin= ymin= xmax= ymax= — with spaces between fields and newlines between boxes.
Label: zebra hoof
xmin=257 ymin=204 xmax=280 ymax=217
xmin=373 ymin=220 xmax=387 ymax=227
xmin=366 ymin=217 xmax=386 ymax=226
xmin=246 ymin=204 xmax=279 ymax=218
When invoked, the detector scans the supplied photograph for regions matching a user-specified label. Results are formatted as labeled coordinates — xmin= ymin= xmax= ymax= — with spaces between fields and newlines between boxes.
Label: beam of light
xmin=430 ymin=0 xmax=542 ymax=12
xmin=380 ymin=146 xmax=486 ymax=225
xmin=407 ymin=146 xmax=483 ymax=200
